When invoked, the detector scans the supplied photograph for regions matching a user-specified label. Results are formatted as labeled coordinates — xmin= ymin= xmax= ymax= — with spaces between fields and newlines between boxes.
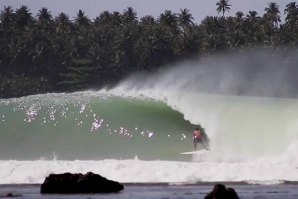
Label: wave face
xmin=1 ymin=51 xmax=298 ymax=184
xmin=2 ymin=90 xmax=297 ymax=161
xmin=0 ymin=92 xmax=195 ymax=161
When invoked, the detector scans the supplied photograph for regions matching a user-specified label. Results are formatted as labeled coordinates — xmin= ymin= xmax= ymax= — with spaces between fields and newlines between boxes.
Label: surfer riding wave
xmin=192 ymin=127 xmax=210 ymax=151
xmin=193 ymin=128 xmax=202 ymax=151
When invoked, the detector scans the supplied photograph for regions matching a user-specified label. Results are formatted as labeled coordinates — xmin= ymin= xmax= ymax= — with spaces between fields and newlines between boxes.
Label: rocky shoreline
xmin=40 ymin=172 xmax=124 ymax=194
xmin=39 ymin=172 xmax=240 ymax=198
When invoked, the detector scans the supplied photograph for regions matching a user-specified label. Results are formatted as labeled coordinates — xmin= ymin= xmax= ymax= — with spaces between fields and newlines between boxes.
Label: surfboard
xmin=180 ymin=147 xmax=209 ymax=154
xmin=180 ymin=151 xmax=200 ymax=155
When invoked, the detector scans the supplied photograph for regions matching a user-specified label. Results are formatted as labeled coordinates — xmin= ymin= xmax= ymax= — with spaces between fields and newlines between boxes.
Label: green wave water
xmin=0 ymin=92 xmax=196 ymax=160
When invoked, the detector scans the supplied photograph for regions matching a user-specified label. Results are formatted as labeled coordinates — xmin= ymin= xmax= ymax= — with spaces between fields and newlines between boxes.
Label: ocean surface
xmin=1 ymin=183 xmax=298 ymax=199
xmin=1 ymin=59 xmax=298 ymax=198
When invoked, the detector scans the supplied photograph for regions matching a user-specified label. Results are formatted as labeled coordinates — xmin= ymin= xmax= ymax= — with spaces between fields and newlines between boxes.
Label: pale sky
xmin=0 ymin=0 xmax=293 ymax=23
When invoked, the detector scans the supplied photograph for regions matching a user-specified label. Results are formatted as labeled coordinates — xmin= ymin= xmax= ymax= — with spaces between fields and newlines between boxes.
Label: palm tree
xmin=264 ymin=2 xmax=281 ymax=28
xmin=36 ymin=7 xmax=53 ymax=34
xmin=15 ymin=5 xmax=33 ymax=29
xmin=216 ymin=0 xmax=231 ymax=17
xmin=55 ymin=12 xmax=72 ymax=34
xmin=113 ymin=7 xmax=139 ymax=75
xmin=247 ymin=11 xmax=258 ymax=19
xmin=122 ymin=7 xmax=137 ymax=24
xmin=74 ymin=10 xmax=91 ymax=28
xmin=178 ymin=8 xmax=194 ymax=29
xmin=37 ymin=8 xmax=52 ymax=20
xmin=0 ymin=6 xmax=15 ymax=73
xmin=136 ymin=15 xmax=157 ymax=69
xmin=284 ymin=2 xmax=297 ymax=24
xmin=157 ymin=10 xmax=180 ymax=64
xmin=159 ymin=10 xmax=178 ymax=29
xmin=285 ymin=2 xmax=297 ymax=13
xmin=283 ymin=2 xmax=298 ymax=47
xmin=235 ymin=11 xmax=244 ymax=19
xmin=0 ymin=6 xmax=15 ymax=27
xmin=54 ymin=12 xmax=73 ymax=73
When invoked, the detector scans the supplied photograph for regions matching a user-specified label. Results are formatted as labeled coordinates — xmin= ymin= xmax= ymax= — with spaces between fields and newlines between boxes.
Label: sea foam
xmin=1 ymin=153 xmax=298 ymax=184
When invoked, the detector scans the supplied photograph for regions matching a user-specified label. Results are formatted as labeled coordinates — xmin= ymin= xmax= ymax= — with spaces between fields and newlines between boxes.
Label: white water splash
xmin=1 ymin=156 xmax=298 ymax=184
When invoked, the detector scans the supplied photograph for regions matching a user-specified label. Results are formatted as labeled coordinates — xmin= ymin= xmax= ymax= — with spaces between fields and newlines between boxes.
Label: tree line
xmin=0 ymin=1 xmax=297 ymax=98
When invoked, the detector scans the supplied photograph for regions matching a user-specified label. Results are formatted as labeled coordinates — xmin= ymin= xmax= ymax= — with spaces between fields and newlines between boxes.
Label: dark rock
xmin=0 ymin=193 xmax=21 ymax=198
xmin=204 ymin=184 xmax=240 ymax=199
xmin=6 ymin=193 xmax=14 ymax=197
xmin=40 ymin=172 xmax=124 ymax=194
xmin=226 ymin=187 xmax=240 ymax=198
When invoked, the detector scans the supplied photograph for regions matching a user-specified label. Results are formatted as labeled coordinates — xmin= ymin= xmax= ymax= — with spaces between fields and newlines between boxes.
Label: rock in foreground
xmin=204 ymin=184 xmax=239 ymax=199
xmin=40 ymin=172 xmax=124 ymax=194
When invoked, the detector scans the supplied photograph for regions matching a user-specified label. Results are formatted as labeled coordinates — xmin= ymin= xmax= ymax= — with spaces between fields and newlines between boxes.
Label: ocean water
xmin=2 ymin=90 xmax=298 ymax=184
xmin=1 ymin=183 xmax=298 ymax=199
xmin=1 ymin=58 xmax=298 ymax=198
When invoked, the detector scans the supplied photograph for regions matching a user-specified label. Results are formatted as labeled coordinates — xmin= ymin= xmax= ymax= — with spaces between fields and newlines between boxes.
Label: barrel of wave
xmin=164 ymin=92 xmax=298 ymax=162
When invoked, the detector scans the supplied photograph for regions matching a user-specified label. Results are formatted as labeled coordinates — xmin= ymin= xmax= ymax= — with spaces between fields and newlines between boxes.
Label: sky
xmin=0 ymin=0 xmax=293 ymax=23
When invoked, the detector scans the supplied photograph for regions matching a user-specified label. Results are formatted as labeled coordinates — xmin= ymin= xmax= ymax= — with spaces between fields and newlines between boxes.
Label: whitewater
xmin=1 ymin=51 xmax=298 ymax=184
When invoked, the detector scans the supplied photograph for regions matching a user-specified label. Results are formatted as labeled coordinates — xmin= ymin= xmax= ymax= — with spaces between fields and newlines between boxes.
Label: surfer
xmin=193 ymin=127 xmax=202 ymax=151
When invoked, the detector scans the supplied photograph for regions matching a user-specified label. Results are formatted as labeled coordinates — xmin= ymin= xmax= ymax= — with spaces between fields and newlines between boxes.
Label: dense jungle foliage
xmin=0 ymin=1 xmax=297 ymax=98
